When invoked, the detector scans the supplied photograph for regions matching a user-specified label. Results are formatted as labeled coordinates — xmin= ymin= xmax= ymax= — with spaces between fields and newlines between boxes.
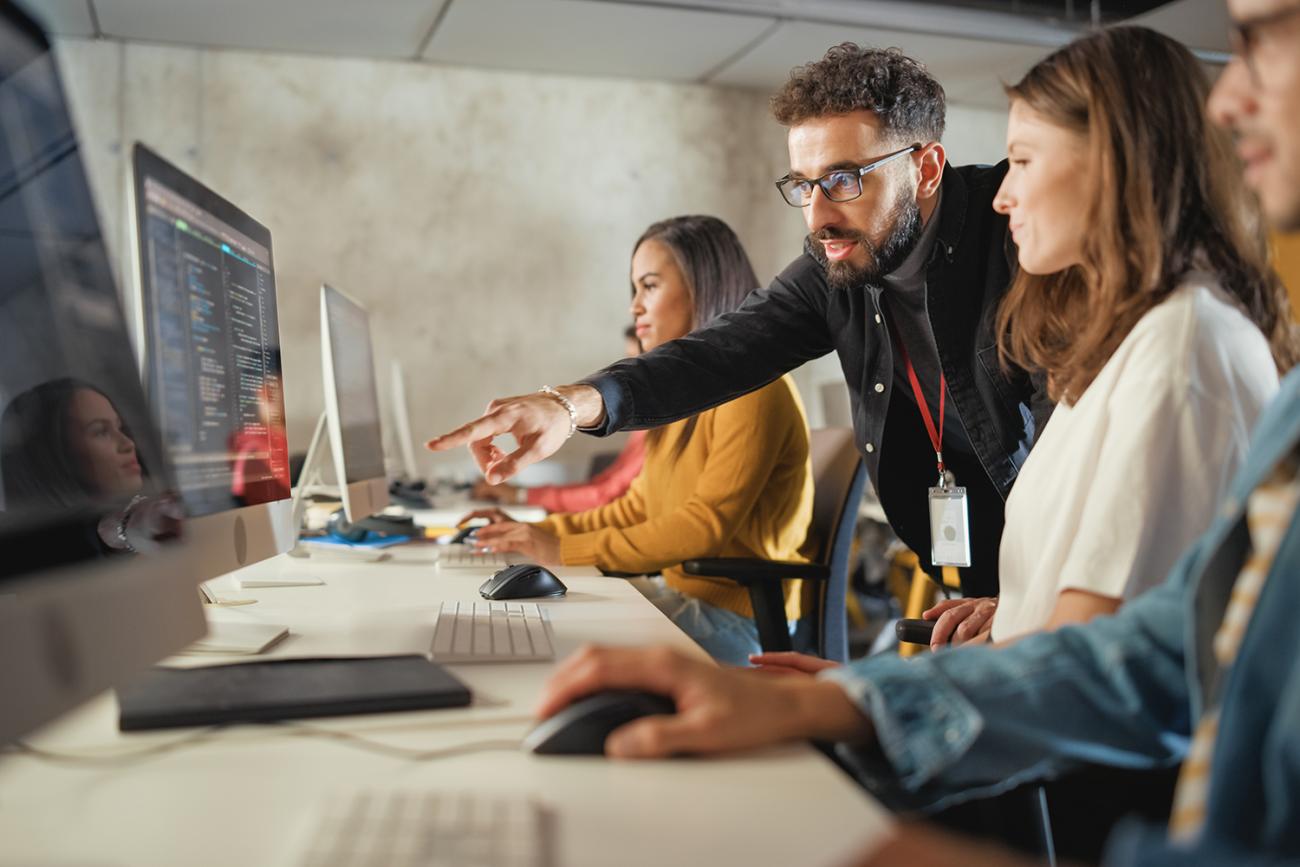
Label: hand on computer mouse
xmin=472 ymin=521 xmax=561 ymax=564
xmin=456 ymin=507 xmax=516 ymax=527
xmin=535 ymin=645 xmax=873 ymax=759
xmin=449 ymin=525 xmax=480 ymax=545
xmin=923 ymin=597 xmax=997 ymax=648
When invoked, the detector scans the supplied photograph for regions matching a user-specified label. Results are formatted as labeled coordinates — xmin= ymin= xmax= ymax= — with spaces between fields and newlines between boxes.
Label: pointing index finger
xmin=425 ymin=412 xmax=506 ymax=452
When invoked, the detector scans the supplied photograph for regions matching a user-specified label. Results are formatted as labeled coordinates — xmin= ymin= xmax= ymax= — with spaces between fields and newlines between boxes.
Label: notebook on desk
xmin=117 ymin=656 xmax=471 ymax=731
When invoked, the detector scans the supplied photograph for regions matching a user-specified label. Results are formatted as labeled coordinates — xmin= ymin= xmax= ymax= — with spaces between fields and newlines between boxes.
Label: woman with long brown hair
xmin=921 ymin=25 xmax=1293 ymax=646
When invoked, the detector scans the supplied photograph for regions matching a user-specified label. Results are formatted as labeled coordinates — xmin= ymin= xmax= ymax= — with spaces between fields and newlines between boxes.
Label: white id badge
xmin=928 ymin=486 xmax=972 ymax=567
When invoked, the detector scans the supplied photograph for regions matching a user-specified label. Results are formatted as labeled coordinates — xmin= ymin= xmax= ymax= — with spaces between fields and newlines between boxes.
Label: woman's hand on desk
xmin=473 ymin=521 xmax=562 ymax=564
xmin=424 ymin=385 xmax=605 ymax=485
xmin=924 ymin=597 xmax=997 ymax=649
xmin=748 ymin=651 xmax=841 ymax=677
xmin=536 ymin=645 xmax=872 ymax=759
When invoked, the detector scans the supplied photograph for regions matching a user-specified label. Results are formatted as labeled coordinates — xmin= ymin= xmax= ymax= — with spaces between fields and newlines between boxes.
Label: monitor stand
xmin=284 ymin=413 xmax=386 ymax=562
xmin=189 ymin=416 xmax=331 ymax=632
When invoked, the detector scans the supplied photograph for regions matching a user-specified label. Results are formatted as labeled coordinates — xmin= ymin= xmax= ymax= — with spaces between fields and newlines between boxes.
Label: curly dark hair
xmin=771 ymin=43 xmax=946 ymax=143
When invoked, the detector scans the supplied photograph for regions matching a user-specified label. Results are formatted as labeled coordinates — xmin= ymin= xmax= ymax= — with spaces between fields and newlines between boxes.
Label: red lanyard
xmin=884 ymin=309 xmax=946 ymax=476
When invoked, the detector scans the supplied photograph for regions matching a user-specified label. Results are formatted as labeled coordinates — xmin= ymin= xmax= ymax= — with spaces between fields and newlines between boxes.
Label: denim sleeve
xmin=575 ymin=258 xmax=835 ymax=436
xmin=821 ymin=536 xmax=1205 ymax=813
xmin=1103 ymin=819 xmax=1300 ymax=867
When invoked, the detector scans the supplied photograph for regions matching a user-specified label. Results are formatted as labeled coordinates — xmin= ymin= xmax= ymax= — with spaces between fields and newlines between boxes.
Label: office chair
xmin=682 ymin=427 xmax=867 ymax=662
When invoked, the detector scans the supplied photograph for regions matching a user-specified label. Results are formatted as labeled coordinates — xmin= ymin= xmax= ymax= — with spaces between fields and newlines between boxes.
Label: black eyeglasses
xmin=775 ymin=144 xmax=920 ymax=208
xmin=1229 ymin=2 xmax=1300 ymax=86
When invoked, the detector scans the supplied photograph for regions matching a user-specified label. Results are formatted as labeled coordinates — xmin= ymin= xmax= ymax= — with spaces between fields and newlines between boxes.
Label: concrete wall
xmin=53 ymin=38 xmax=1009 ymax=482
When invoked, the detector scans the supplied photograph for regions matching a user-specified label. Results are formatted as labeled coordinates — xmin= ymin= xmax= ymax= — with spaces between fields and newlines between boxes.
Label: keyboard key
xmin=430 ymin=602 xmax=554 ymax=663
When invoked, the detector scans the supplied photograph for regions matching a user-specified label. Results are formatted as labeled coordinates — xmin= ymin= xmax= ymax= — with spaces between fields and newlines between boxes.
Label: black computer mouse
xmin=523 ymin=690 xmax=678 ymax=755
xmin=325 ymin=508 xmax=369 ymax=543
xmin=358 ymin=513 xmax=416 ymax=533
xmin=450 ymin=525 xmax=480 ymax=545
xmin=479 ymin=563 xmax=567 ymax=600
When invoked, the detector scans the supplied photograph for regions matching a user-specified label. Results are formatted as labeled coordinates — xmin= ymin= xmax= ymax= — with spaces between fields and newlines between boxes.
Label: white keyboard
xmin=298 ymin=790 xmax=549 ymax=867
xmin=430 ymin=601 xmax=555 ymax=663
xmin=436 ymin=547 xmax=516 ymax=570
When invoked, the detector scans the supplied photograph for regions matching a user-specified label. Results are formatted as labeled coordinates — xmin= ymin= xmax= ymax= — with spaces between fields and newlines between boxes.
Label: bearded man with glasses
xmin=431 ymin=44 xmax=1043 ymax=604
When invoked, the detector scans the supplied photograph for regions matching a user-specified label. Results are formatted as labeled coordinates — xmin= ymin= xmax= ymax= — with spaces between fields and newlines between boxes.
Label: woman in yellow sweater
xmin=470 ymin=215 xmax=813 ymax=665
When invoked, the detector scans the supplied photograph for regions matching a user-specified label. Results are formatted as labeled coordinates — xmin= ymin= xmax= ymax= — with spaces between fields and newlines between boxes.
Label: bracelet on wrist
xmin=115 ymin=494 xmax=147 ymax=553
xmin=538 ymin=385 xmax=577 ymax=440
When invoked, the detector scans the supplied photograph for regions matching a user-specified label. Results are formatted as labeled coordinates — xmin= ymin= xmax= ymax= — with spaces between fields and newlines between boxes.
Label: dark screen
xmin=323 ymin=285 xmax=386 ymax=484
xmin=135 ymin=146 xmax=290 ymax=516
xmin=0 ymin=4 xmax=177 ymax=580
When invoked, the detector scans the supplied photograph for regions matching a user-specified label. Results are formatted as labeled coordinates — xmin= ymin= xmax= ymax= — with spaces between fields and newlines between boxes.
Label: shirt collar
xmin=882 ymin=188 xmax=944 ymax=291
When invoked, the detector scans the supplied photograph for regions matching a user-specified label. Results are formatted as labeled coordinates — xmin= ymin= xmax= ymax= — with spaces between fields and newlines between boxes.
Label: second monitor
xmin=320 ymin=283 xmax=389 ymax=524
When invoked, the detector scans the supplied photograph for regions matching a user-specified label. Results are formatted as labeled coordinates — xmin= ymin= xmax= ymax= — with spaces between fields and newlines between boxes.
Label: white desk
xmin=0 ymin=545 xmax=889 ymax=866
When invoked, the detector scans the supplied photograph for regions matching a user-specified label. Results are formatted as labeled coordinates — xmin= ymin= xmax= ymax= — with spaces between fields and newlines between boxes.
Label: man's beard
xmin=807 ymin=193 xmax=923 ymax=290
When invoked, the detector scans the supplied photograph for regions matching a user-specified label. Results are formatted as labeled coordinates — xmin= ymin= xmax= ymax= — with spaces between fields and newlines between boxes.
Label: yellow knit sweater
xmin=535 ymin=375 xmax=813 ymax=620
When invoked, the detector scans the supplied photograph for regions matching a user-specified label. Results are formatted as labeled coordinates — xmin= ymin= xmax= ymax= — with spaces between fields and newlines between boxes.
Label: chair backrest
xmin=801 ymin=427 xmax=868 ymax=662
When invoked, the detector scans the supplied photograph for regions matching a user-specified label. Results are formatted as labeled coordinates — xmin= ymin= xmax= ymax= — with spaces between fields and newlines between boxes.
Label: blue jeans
xmin=631 ymin=576 xmax=760 ymax=666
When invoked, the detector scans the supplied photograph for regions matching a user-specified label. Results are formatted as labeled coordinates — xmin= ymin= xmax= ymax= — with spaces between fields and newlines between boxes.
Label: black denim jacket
xmin=582 ymin=162 xmax=1049 ymax=596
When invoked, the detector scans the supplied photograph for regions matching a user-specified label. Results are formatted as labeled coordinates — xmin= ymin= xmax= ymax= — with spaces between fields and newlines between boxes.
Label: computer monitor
xmin=389 ymin=359 xmax=422 ymax=484
xmin=0 ymin=1 xmax=204 ymax=741
xmin=320 ymin=284 xmax=389 ymax=523
xmin=129 ymin=143 xmax=296 ymax=579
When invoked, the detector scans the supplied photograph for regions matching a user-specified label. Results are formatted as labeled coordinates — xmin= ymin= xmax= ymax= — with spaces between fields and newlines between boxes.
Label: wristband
xmin=538 ymin=386 xmax=577 ymax=440
xmin=115 ymin=494 xmax=147 ymax=553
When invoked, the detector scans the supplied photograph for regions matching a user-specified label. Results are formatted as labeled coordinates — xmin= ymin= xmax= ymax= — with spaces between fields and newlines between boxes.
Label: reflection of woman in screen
xmin=0 ymin=378 xmax=172 ymax=561
xmin=1 ymin=377 xmax=143 ymax=509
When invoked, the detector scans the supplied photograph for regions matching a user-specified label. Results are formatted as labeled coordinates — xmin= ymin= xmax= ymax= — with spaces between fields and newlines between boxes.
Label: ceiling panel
xmin=423 ymin=0 xmax=776 ymax=82
xmin=591 ymin=0 xmax=1077 ymax=45
xmin=709 ymin=20 xmax=1046 ymax=108
xmin=19 ymin=0 xmax=97 ymax=37
xmin=92 ymin=0 xmax=449 ymax=59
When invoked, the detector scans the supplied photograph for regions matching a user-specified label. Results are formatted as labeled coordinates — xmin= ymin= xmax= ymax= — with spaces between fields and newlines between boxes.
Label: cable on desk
xmin=2 ymin=726 xmax=226 ymax=765
xmin=2 ymin=725 xmax=523 ymax=767
xmin=273 ymin=723 xmax=523 ymax=760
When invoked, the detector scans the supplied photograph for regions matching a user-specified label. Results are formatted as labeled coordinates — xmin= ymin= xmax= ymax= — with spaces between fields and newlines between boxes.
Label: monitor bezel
xmin=127 ymin=143 xmax=296 ymax=579
xmin=0 ymin=6 xmax=205 ymax=741
xmin=389 ymin=359 xmax=420 ymax=483
xmin=320 ymin=283 xmax=390 ymax=524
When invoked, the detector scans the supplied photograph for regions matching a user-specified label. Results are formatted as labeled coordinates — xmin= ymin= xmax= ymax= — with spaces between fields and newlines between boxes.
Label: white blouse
xmin=991 ymin=279 xmax=1279 ymax=642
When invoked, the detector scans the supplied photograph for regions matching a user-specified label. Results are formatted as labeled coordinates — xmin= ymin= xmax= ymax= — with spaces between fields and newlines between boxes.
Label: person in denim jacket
xmin=533 ymin=4 xmax=1300 ymax=865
